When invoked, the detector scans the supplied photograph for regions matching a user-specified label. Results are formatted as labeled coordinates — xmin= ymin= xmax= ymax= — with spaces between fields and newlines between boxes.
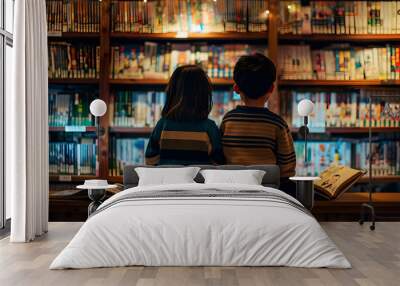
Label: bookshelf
xmin=50 ymin=175 xmax=98 ymax=183
xmin=49 ymin=126 xmax=97 ymax=132
xmin=291 ymin=127 xmax=400 ymax=134
xmin=109 ymin=78 xmax=235 ymax=86
xmin=47 ymin=0 xmax=400 ymax=221
xmin=49 ymin=79 xmax=99 ymax=85
xmin=279 ymin=80 xmax=400 ymax=87
xmin=109 ymin=127 xmax=153 ymax=134
xmin=110 ymin=32 xmax=269 ymax=41
xmin=279 ymin=34 xmax=400 ymax=43
xmin=48 ymin=32 xmax=100 ymax=39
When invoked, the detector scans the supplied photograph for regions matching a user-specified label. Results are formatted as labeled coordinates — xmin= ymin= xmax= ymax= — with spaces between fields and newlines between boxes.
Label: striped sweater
xmin=145 ymin=118 xmax=225 ymax=165
xmin=220 ymin=105 xmax=296 ymax=177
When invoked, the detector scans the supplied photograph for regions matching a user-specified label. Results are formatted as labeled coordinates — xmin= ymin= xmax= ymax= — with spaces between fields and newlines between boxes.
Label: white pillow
xmin=135 ymin=167 xmax=201 ymax=186
xmin=200 ymin=169 xmax=266 ymax=185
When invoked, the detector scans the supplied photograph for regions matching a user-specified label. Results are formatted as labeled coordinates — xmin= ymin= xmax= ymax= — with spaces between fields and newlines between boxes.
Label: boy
xmin=220 ymin=53 xmax=296 ymax=195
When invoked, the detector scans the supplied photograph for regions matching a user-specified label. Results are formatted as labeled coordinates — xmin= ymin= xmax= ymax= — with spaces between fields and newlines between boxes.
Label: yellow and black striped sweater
xmin=220 ymin=105 xmax=296 ymax=178
xmin=145 ymin=118 xmax=225 ymax=165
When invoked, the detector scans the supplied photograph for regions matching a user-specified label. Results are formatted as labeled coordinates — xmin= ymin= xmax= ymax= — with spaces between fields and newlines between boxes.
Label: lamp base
xmin=87 ymin=189 xmax=106 ymax=217
xmin=298 ymin=125 xmax=309 ymax=139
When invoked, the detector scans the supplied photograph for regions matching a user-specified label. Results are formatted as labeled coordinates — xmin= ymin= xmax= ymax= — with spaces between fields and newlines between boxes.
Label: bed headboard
xmin=123 ymin=165 xmax=280 ymax=189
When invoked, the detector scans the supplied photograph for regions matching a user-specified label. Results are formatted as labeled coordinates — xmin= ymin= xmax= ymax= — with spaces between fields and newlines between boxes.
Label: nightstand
xmin=77 ymin=180 xmax=117 ymax=216
xmin=289 ymin=176 xmax=320 ymax=210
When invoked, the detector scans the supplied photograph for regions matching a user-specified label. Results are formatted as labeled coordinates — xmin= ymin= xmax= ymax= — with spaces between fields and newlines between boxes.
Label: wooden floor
xmin=1 ymin=222 xmax=399 ymax=286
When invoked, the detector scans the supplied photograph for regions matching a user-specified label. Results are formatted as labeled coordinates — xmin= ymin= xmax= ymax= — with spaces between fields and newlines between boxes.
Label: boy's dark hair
xmin=233 ymin=53 xmax=276 ymax=99
xmin=162 ymin=65 xmax=213 ymax=121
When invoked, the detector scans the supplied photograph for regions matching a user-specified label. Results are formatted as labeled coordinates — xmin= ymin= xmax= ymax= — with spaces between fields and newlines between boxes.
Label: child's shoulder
xmin=203 ymin=118 xmax=219 ymax=128
xmin=223 ymin=106 xmax=289 ymax=128
xmin=264 ymin=109 xmax=290 ymax=127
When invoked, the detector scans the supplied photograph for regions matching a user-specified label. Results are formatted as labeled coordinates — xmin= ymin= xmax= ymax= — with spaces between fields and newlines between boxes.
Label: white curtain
xmin=7 ymin=0 xmax=49 ymax=242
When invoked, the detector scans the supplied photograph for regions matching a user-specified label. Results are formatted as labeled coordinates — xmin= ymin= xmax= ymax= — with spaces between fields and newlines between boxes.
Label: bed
xmin=50 ymin=165 xmax=351 ymax=269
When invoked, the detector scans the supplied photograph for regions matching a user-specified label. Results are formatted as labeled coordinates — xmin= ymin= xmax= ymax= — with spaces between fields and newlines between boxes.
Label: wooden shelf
xmin=279 ymin=34 xmax=400 ymax=43
xmin=109 ymin=127 xmax=153 ymax=134
xmin=111 ymin=32 xmax=268 ymax=41
xmin=48 ymin=32 xmax=100 ymax=39
xmin=313 ymin=192 xmax=400 ymax=221
xmin=49 ymin=126 xmax=96 ymax=132
xmin=49 ymin=78 xmax=99 ymax=85
xmin=49 ymin=175 xmax=97 ymax=183
xmin=292 ymin=127 xmax=400 ymax=134
xmin=279 ymin=80 xmax=400 ymax=87
xmin=331 ymin=192 xmax=400 ymax=203
xmin=109 ymin=78 xmax=234 ymax=86
xmin=359 ymin=176 xmax=400 ymax=183
xmin=108 ymin=176 xmax=123 ymax=183
xmin=49 ymin=78 xmax=400 ymax=87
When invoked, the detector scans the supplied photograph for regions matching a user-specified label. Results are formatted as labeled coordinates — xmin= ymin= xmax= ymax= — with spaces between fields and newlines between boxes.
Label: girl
xmin=145 ymin=65 xmax=224 ymax=165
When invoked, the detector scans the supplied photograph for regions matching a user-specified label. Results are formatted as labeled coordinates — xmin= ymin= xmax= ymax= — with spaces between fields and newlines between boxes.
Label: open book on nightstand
xmin=314 ymin=165 xmax=366 ymax=200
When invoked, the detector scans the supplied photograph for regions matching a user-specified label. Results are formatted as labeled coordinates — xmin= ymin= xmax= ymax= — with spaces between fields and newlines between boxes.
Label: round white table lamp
xmin=90 ymin=99 xmax=107 ymax=117
xmin=297 ymin=98 xmax=314 ymax=117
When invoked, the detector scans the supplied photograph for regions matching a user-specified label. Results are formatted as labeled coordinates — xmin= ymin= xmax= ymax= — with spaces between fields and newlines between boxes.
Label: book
xmin=49 ymin=136 xmax=97 ymax=176
xmin=48 ymin=42 xmax=100 ymax=79
xmin=49 ymin=88 xmax=96 ymax=127
xmin=314 ymin=165 xmax=366 ymax=200
xmin=111 ymin=0 xmax=268 ymax=33
xmin=46 ymin=0 xmax=100 ymax=33
xmin=279 ymin=44 xmax=400 ymax=80
xmin=281 ymin=89 xmax=400 ymax=129
xmin=111 ymin=42 xmax=267 ymax=80
xmin=109 ymin=90 xmax=240 ymax=127
xmin=279 ymin=1 xmax=400 ymax=35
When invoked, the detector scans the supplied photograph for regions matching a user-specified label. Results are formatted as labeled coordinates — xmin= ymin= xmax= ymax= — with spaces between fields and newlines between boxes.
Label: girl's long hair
xmin=162 ymin=65 xmax=213 ymax=121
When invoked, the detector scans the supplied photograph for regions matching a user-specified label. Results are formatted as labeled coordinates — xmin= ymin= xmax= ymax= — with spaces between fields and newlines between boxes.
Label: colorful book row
xmin=49 ymin=138 xmax=97 ymax=176
xmin=49 ymin=90 xmax=95 ymax=127
xmin=111 ymin=0 xmax=268 ymax=33
xmin=295 ymin=141 xmax=352 ymax=176
xmin=278 ymin=45 xmax=400 ymax=80
xmin=48 ymin=42 xmax=100 ymax=79
xmin=281 ymin=90 xmax=400 ymax=129
xmin=109 ymin=137 xmax=148 ymax=176
xmin=356 ymin=141 xmax=400 ymax=176
xmin=46 ymin=0 xmax=100 ymax=33
xmin=109 ymin=91 xmax=166 ymax=128
xmin=280 ymin=1 xmax=400 ymax=35
xmin=109 ymin=90 xmax=240 ymax=128
xmin=295 ymin=139 xmax=400 ymax=177
xmin=111 ymin=42 xmax=267 ymax=80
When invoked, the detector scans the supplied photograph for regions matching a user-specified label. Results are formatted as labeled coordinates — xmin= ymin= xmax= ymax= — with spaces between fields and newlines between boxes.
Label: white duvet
xmin=50 ymin=183 xmax=351 ymax=269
